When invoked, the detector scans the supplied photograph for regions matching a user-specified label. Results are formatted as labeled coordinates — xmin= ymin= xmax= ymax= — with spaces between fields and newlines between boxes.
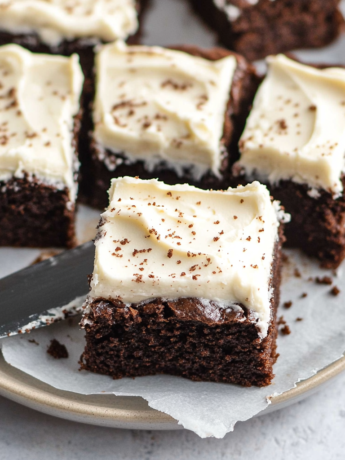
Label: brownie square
xmin=189 ymin=0 xmax=343 ymax=61
xmin=80 ymin=177 xmax=286 ymax=387
xmin=0 ymin=1 xmax=146 ymax=76
xmin=0 ymin=44 xmax=83 ymax=248
xmin=235 ymin=54 xmax=345 ymax=268
xmin=79 ymin=42 xmax=259 ymax=209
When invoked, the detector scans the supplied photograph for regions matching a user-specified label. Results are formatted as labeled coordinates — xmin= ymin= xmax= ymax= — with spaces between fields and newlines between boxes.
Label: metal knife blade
xmin=0 ymin=241 xmax=94 ymax=339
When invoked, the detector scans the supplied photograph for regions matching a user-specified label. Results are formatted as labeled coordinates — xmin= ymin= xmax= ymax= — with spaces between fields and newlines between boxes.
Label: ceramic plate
xmin=0 ymin=353 xmax=344 ymax=429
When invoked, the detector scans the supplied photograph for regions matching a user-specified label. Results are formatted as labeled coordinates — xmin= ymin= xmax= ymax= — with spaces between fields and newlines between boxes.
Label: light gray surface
xmin=1 ymin=372 xmax=345 ymax=459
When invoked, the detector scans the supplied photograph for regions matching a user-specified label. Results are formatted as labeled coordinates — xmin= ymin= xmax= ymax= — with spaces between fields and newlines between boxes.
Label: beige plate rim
xmin=0 ymin=352 xmax=344 ymax=430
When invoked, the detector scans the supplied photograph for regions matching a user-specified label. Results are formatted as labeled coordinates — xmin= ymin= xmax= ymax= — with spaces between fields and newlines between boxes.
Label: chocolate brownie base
xmin=79 ymin=46 xmax=259 ymax=209
xmin=80 ymin=232 xmax=283 ymax=387
xmin=189 ymin=0 xmax=343 ymax=61
xmin=0 ymin=175 xmax=75 ymax=248
xmin=269 ymin=179 xmax=345 ymax=269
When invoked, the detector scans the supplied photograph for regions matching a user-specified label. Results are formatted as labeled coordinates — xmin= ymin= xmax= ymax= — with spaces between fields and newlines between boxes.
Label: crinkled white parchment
xmin=1 ymin=249 xmax=345 ymax=438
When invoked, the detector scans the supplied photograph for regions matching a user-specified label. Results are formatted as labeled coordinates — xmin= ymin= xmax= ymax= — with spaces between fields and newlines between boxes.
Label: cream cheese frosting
xmin=214 ymin=0 xmax=241 ymax=21
xmin=0 ymin=0 xmax=138 ymax=46
xmin=0 ymin=44 xmax=84 ymax=199
xmin=213 ymin=0 xmax=275 ymax=22
xmin=93 ymin=41 xmax=237 ymax=178
xmin=238 ymin=54 xmax=345 ymax=197
xmin=89 ymin=177 xmax=284 ymax=337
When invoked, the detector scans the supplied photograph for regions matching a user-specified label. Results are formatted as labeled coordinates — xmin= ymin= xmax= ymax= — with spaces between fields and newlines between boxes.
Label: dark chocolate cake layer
xmin=80 ymin=232 xmax=283 ymax=388
xmin=0 ymin=175 xmax=75 ymax=248
xmin=79 ymin=45 xmax=259 ymax=209
xmin=270 ymin=179 xmax=345 ymax=270
xmin=189 ymin=0 xmax=343 ymax=61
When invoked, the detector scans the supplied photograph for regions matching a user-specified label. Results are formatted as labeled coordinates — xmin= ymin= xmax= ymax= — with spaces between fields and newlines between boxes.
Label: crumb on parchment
xmin=47 ymin=339 xmax=69 ymax=359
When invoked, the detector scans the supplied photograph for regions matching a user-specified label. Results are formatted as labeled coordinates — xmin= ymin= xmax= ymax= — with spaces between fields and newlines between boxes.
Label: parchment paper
xmin=2 ymin=249 xmax=345 ymax=438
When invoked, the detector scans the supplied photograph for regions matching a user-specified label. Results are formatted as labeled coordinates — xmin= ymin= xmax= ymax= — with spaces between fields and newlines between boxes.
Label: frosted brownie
xmin=80 ymin=177 xmax=287 ymax=387
xmin=235 ymin=54 xmax=345 ymax=268
xmin=0 ymin=1 xmax=144 ymax=69
xmin=188 ymin=0 xmax=343 ymax=61
xmin=0 ymin=44 xmax=83 ymax=248
xmin=81 ymin=41 xmax=259 ymax=208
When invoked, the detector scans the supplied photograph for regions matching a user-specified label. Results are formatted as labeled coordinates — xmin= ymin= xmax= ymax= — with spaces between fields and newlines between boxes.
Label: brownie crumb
xmin=281 ymin=325 xmax=291 ymax=335
xmin=278 ymin=316 xmax=291 ymax=335
xmin=294 ymin=268 xmax=301 ymax=278
xmin=296 ymin=317 xmax=303 ymax=322
xmin=316 ymin=276 xmax=333 ymax=285
xmin=301 ymin=293 xmax=308 ymax=298
xmin=277 ymin=315 xmax=286 ymax=326
xmin=28 ymin=339 xmax=39 ymax=346
xmin=283 ymin=301 xmax=293 ymax=309
xmin=330 ymin=286 xmax=340 ymax=296
xmin=47 ymin=339 xmax=69 ymax=359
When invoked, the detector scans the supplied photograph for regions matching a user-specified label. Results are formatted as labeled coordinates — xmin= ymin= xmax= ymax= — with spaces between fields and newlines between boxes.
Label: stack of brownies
xmin=1 ymin=0 xmax=345 ymax=388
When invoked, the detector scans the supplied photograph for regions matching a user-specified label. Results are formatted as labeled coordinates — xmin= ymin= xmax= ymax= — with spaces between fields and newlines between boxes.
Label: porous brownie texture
xmin=80 ymin=231 xmax=283 ymax=387
xmin=189 ymin=0 xmax=343 ymax=61
xmin=79 ymin=45 xmax=259 ymax=209
xmin=0 ymin=176 xmax=75 ymax=248
xmin=269 ymin=179 xmax=345 ymax=269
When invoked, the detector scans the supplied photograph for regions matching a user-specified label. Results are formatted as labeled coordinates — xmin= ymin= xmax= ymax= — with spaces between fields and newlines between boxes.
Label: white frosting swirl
xmin=89 ymin=177 xmax=283 ymax=337
xmin=238 ymin=54 xmax=345 ymax=197
xmin=0 ymin=44 xmax=83 ymax=199
xmin=214 ymin=0 xmax=241 ymax=21
xmin=0 ymin=0 xmax=138 ymax=46
xmin=93 ymin=41 xmax=237 ymax=178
